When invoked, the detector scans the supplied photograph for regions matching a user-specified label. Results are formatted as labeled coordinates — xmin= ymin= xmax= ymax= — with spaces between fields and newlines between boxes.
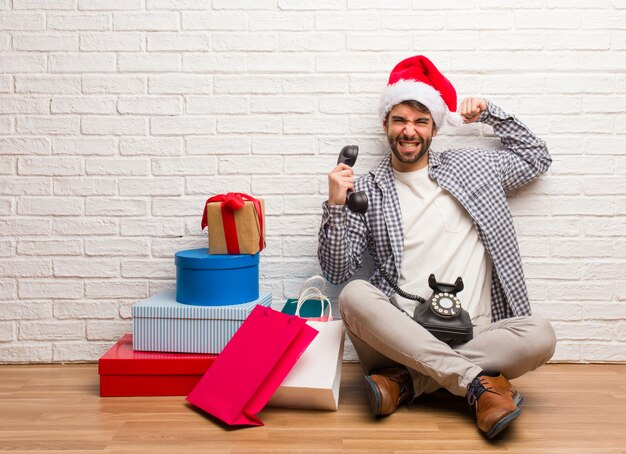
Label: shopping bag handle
xmin=295 ymin=275 xmax=333 ymax=321
xmin=299 ymin=275 xmax=327 ymax=295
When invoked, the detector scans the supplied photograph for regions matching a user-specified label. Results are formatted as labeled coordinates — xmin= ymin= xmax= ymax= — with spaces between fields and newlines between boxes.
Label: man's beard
xmin=388 ymin=134 xmax=432 ymax=164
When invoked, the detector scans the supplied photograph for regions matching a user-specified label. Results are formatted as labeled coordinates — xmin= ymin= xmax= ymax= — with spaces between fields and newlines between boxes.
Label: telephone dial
xmin=336 ymin=145 xmax=473 ymax=345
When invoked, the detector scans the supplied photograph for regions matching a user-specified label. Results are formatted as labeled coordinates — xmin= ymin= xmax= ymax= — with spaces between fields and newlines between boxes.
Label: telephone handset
xmin=336 ymin=146 xmax=473 ymax=345
xmin=337 ymin=145 xmax=368 ymax=214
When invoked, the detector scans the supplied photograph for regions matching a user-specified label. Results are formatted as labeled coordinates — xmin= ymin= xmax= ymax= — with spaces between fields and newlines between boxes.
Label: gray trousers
xmin=339 ymin=280 xmax=557 ymax=398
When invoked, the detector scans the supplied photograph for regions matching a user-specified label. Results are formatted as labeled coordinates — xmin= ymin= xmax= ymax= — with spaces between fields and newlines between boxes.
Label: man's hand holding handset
xmin=328 ymin=163 xmax=354 ymax=207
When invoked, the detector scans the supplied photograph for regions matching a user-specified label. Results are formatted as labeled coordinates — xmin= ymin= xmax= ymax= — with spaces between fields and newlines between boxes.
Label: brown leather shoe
xmin=486 ymin=373 xmax=523 ymax=406
xmin=364 ymin=367 xmax=413 ymax=416
xmin=467 ymin=374 xmax=521 ymax=439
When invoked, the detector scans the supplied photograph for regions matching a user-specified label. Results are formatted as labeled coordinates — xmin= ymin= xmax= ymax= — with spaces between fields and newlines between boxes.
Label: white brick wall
xmin=1 ymin=2 xmax=625 ymax=364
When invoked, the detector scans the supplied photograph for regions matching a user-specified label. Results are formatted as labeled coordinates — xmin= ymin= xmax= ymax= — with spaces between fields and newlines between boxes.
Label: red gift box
xmin=98 ymin=333 xmax=217 ymax=397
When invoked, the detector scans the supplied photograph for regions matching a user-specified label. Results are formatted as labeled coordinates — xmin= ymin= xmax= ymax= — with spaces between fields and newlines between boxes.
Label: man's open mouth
xmin=398 ymin=140 xmax=420 ymax=151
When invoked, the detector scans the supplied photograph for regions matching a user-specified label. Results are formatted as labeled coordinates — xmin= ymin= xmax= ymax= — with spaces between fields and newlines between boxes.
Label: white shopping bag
xmin=268 ymin=278 xmax=345 ymax=411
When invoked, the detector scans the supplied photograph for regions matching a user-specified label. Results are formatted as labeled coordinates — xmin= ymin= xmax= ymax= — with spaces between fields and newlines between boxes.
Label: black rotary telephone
xmin=337 ymin=145 xmax=473 ymax=345
xmin=413 ymin=274 xmax=473 ymax=345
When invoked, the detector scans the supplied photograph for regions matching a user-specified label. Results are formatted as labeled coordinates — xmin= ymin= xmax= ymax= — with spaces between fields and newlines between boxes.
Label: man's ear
xmin=383 ymin=118 xmax=388 ymax=134
xmin=432 ymin=125 xmax=438 ymax=137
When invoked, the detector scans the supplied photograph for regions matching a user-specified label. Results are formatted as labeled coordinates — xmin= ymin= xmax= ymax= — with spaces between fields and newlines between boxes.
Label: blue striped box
xmin=132 ymin=290 xmax=272 ymax=354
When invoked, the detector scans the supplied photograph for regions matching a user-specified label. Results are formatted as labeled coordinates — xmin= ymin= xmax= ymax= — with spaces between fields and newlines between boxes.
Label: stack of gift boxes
xmin=99 ymin=193 xmax=269 ymax=397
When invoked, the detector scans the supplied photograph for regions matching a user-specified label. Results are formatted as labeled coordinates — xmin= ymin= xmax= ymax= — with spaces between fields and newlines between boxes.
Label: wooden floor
xmin=0 ymin=363 xmax=625 ymax=453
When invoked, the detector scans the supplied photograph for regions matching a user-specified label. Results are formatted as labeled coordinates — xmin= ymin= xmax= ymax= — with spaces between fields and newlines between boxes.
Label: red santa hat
xmin=378 ymin=55 xmax=462 ymax=130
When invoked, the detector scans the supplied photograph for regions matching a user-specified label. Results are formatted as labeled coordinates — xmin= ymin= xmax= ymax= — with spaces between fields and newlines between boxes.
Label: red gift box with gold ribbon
xmin=201 ymin=193 xmax=265 ymax=255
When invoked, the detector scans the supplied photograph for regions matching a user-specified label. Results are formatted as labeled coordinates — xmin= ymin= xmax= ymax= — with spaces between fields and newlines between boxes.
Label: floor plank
xmin=0 ymin=363 xmax=625 ymax=453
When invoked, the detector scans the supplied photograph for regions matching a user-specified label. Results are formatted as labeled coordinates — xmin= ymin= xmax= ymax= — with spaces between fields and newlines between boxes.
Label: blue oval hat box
xmin=175 ymin=248 xmax=259 ymax=306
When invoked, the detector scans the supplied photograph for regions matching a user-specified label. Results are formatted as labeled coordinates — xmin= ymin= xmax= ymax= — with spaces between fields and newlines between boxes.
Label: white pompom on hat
xmin=378 ymin=55 xmax=463 ymax=130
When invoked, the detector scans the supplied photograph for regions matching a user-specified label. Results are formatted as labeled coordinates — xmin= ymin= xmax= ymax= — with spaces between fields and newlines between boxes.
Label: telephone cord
xmin=358 ymin=213 xmax=427 ymax=305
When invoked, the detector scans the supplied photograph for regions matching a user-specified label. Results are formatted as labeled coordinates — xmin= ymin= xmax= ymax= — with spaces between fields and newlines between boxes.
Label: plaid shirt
xmin=318 ymin=101 xmax=551 ymax=322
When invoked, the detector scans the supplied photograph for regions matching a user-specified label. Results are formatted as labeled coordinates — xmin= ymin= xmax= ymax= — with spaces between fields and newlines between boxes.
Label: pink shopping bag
xmin=186 ymin=305 xmax=318 ymax=426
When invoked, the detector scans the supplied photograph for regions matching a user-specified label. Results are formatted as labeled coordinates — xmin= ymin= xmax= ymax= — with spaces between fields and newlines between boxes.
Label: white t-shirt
xmin=391 ymin=166 xmax=492 ymax=326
